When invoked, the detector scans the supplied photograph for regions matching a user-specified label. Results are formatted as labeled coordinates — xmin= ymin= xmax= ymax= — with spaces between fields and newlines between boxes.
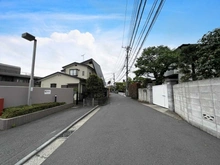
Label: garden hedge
xmin=1 ymin=102 xmax=65 ymax=119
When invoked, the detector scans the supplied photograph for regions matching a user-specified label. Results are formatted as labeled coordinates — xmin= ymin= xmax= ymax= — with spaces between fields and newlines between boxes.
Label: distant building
xmin=39 ymin=58 xmax=105 ymax=100
xmin=0 ymin=63 xmax=41 ymax=86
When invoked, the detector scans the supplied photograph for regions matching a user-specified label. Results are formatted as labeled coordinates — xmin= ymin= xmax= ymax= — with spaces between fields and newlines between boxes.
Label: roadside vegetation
xmin=124 ymin=28 xmax=220 ymax=99
xmin=1 ymin=102 xmax=65 ymax=119
xmin=86 ymin=74 xmax=108 ymax=105
xmin=133 ymin=27 xmax=220 ymax=84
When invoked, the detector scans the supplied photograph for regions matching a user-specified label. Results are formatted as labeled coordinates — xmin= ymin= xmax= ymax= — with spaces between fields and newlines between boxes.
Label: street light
xmin=22 ymin=32 xmax=37 ymax=106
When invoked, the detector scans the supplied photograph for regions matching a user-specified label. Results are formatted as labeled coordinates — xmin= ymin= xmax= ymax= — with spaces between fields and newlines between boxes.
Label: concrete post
xmin=166 ymin=79 xmax=178 ymax=112
xmin=147 ymin=83 xmax=153 ymax=104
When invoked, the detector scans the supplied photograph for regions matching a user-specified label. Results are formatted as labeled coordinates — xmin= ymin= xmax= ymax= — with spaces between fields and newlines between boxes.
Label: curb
xmin=15 ymin=105 xmax=99 ymax=165
xmin=0 ymin=103 xmax=74 ymax=130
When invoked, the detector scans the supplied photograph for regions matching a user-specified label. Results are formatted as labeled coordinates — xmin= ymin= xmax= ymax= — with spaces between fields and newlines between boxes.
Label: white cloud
xmin=0 ymin=12 xmax=122 ymax=21
xmin=0 ymin=29 xmax=123 ymax=82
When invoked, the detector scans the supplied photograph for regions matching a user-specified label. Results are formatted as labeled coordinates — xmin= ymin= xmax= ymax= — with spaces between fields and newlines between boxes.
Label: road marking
xmin=49 ymin=130 xmax=57 ymax=135
xmin=24 ymin=138 xmax=66 ymax=165
xmin=16 ymin=106 xmax=100 ymax=165
xmin=69 ymin=108 xmax=100 ymax=132
xmin=24 ymin=108 xmax=100 ymax=165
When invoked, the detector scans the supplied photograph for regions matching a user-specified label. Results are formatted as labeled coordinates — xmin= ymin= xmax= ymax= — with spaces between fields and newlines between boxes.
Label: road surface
xmin=42 ymin=93 xmax=220 ymax=165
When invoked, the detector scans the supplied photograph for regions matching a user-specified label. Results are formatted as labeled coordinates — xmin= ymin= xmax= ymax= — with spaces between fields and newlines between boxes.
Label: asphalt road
xmin=42 ymin=93 xmax=220 ymax=165
xmin=0 ymin=105 xmax=93 ymax=165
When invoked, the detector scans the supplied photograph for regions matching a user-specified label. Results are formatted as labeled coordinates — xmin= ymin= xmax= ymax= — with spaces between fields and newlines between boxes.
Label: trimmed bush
xmin=1 ymin=102 xmax=65 ymax=119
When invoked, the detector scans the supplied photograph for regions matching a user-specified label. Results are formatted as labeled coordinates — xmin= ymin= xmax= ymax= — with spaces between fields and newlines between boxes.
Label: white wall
xmin=65 ymin=64 xmax=95 ymax=79
xmin=174 ymin=78 xmax=220 ymax=138
xmin=41 ymin=73 xmax=80 ymax=88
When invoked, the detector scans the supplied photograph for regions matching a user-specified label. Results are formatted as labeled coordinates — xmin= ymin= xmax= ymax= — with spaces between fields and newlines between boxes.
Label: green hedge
xmin=1 ymin=102 xmax=65 ymax=119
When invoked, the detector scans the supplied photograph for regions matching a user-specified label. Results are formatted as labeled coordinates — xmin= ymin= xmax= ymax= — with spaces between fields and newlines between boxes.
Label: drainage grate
xmin=61 ymin=130 xmax=74 ymax=137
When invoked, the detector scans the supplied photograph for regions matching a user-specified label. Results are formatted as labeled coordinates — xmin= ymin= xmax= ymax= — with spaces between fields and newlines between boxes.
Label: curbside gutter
xmin=0 ymin=103 xmax=75 ymax=130
xmin=15 ymin=105 xmax=99 ymax=165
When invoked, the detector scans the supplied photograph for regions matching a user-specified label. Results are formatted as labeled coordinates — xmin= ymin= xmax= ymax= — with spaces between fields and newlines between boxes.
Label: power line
xmin=113 ymin=0 xmax=131 ymax=80
xmin=121 ymin=0 xmax=129 ymax=47
xmin=115 ymin=0 xmax=166 ymax=82
xmin=128 ymin=0 xmax=159 ymax=69
xmin=129 ymin=0 xmax=166 ymax=71
xmin=115 ymin=0 xmax=141 ymax=82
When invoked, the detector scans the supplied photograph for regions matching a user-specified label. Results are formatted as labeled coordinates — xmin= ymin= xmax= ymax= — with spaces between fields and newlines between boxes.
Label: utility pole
xmin=123 ymin=46 xmax=131 ymax=97
xmin=113 ymin=73 xmax=115 ymax=91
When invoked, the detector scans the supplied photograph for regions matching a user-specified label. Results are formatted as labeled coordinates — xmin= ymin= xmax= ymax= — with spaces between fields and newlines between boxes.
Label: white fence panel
xmin=153 ymin=84 xmax=168 ymax=108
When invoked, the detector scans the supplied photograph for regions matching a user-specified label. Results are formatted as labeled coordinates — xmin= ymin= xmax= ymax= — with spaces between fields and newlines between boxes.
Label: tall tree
xmin=134 ymin=45 xmax=178 ymax=85
xmin=196 ymin=28 xmax=220 ymax=79
xmin=178 ymin=44 xmax=200 ymax=82
xmin=115 ymin=82 xmax=125 ymax=92
xmin=86 ymin=74 xmax=104 ymax=98
xmin=133 ymin=76 xmax=152 ymax=87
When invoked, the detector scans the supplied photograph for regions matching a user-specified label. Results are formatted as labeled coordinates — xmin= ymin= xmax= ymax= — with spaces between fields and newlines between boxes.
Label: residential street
xmin=41 ymin=93 xmax=220 ymax=165
xmin=0 ymin=106 xmax=93 ymax=165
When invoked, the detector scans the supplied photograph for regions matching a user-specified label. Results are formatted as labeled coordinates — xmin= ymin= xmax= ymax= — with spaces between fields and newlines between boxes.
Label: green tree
xmin=178 ymin=44 xmax=200 ymax=82
xmin=133 ymin=76 xmax=152 ymax=87
xmin=86 ymin=74 xmax=104 ymax=98
xmin=134 ymin=45 xmax=178 ymax=85
xmin=197 ymin=28 xmax=220 ymax=79
xmin=115 ymin=82 xmax=125 ymax=92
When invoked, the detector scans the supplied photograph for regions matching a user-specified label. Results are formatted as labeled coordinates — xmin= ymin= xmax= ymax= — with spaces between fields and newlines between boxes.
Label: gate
xmin=152 ymin=84 xmax=168 ymax=108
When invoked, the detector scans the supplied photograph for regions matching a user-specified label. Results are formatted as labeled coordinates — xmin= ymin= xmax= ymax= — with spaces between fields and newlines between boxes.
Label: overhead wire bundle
xmin=115 ymin=0 xmax=166 ymax=82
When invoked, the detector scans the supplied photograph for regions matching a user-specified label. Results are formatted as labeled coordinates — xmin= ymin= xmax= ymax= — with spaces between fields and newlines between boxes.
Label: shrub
xmin=1 ymin=102 xmax=65 ymax=119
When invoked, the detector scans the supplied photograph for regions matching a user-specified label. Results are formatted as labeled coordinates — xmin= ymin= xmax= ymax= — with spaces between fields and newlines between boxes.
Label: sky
xmin=0 ymin=0 xmax=220 ymax=82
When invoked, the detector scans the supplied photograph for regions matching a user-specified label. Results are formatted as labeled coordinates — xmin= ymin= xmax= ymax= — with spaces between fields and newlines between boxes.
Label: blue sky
xmin=0 ymin=0 xmax=220 ymax=82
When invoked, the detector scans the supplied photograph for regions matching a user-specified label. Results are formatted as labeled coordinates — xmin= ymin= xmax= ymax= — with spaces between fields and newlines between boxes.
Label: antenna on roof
xmin=81 ymin=54 xmax=85 ymax=61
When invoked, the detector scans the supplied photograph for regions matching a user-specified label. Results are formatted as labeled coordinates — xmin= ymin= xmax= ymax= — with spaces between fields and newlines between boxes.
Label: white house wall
xmin=65 ymin=65 xmax=94 ymax=79
xmin=41 ymin=74 xmax=80 ymax=88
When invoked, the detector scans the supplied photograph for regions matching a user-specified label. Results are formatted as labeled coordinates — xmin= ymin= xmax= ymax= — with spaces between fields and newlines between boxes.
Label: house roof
xmin=39 ymin=72 xmax=85 ymax=81
xmin=81 ymin=59 xmax=104 ymax=79
xmin=62 ymin=58 xmax=104 ymax=80
xmin=177 ymin=44 xmax=198 ymax=49
xmin=62 ymin=62 xmax=90 ymax=69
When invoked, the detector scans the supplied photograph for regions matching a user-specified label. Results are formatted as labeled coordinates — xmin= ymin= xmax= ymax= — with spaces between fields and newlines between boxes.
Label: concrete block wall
xmin=138 ymin=84 xmax=153 ymax=103
xmin=138 ymin=88 xmax=148 ymax=102
xmin=173 ymin=78 xmax=220 ymax=138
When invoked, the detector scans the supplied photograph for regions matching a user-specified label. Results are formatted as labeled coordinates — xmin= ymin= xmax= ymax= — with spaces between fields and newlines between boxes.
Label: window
xmin=69 ymin=69 xmax=78 ymax=76
xmin=82 ymin=71 xmax=85 ymax=76
xmin=50 ymin=83 xmax=57 ymax=88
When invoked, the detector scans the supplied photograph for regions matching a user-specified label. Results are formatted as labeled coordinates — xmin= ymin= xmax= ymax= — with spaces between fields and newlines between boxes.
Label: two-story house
xmin=40 ymin=59 xmax=104 ymax=99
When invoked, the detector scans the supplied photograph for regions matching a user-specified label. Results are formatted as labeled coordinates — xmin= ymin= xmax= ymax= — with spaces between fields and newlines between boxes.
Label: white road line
xmin=24 ymin=108 xmax=100 ymax=165
xmin=15 ymin=106 xmax=100 ymax=165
